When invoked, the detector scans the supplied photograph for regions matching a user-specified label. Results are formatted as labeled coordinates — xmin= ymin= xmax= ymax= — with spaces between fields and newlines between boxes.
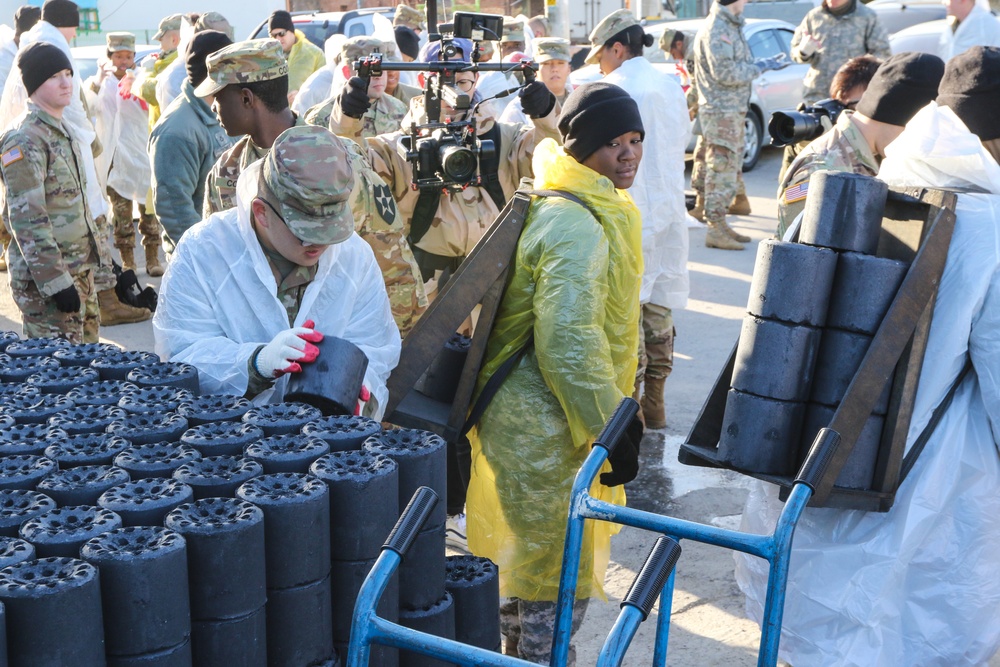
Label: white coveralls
xmin=290 ymin=34 xmax=345 ymax=117
xmin=735 ymin=101 xmax=1000 ymax=666
xmin=939 ymin=3 xmax=1000 ymax=61
xmin=87 ymin=75 xmax=152 ymax=204
xmin=152 ymin=161 xmax=401 ymax=418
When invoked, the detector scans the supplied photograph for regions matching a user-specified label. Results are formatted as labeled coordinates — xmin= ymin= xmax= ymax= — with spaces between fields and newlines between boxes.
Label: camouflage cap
xmin=393 ymin=4 xmax=424 ymax=31
xmin=533 ymin=37 xmax=570 ymax=63
xmin=342 ymin=36 xmax=386 ymax=66
xmin=585 ymin=9 xmax=641 ymax=65
xmin=501 ymin=19 xmax=525 ymax=44
xmin=195 ymin=11 xmax=235 ymax=40
xmin=152 ymin=13 xmax=182 ymax=40
xmin=106 ymin=31 xmax=135 ymax=53
xmin=261 ymin=126 xmax=355 ymax=246
xmin=194 ymin=39 xmax=288 ymax=98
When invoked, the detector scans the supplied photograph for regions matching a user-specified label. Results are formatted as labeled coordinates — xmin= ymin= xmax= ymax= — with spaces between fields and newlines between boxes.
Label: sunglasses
xmin=270 ymin=30 xmax=289 ymax=38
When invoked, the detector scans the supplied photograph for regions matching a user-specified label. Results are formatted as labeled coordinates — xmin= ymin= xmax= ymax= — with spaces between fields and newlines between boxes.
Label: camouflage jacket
xmin=0 ymin=103 xmax=101 ymax=295
xmin=692 ymin=3 xmax=757 ymax=115
xmin=307 ymin=92 xmax=408 ymax=140
xmin=776 ymin=111 xmax=878 ymax=237
xmin=791 ymin=2 xmax=891 ymax=104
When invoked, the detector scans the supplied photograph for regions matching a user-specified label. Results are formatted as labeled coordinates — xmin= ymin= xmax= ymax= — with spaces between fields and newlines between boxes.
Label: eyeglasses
xmin=258 ymin=197 xmax=319 ymax=248
xmin=270 ymin=30 xmax=289 ymax=38
xmin=454 ymin=79 xmax=475 ymax=92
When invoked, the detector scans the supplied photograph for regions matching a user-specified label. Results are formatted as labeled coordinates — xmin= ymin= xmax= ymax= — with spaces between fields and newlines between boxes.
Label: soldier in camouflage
xmin=0 ymin=43 xmax=103 ymax=342
xmin=776 ymin=52 xmax=944 ymax=238
xmin=792 ymin=0 xmax=891 ymax=105
xmin=393 ymin=4 xmax=424 ymax=33
xmin=307 ymin=36 xmax=408 ymax=138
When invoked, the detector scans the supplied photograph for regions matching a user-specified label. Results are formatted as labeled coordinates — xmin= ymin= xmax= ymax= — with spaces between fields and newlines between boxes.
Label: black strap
xmin=460 ymin=189 xmax=601 ymax=437
xmin=408 ymin=187 xmax=441 ymax=247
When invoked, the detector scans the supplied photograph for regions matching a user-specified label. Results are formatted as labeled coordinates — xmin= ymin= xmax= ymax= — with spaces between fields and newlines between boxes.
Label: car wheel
xmin=742 ymin=110 xmax=763 ymax=172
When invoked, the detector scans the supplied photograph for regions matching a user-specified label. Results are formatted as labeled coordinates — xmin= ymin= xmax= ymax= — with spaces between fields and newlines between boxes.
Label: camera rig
xmin=353 ymin=11 xmax=539 ymax=193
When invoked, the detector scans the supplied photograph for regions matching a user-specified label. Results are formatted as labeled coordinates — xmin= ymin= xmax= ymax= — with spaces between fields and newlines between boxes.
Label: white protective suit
xmin=604 ymin=56 xmax=690 ymax=308
xmin=735 ymin=102 xmax=1000 ymax=666
xmin=0 ymin=25 xmax=16 ymax=94
xmin=0 ymin=20 xmax=108 ymax=222
xmin=152 ymin=160 xmax=401 ymax=417
xmin=291 ymin=34 xmax=346 ymax=117
xmin=939 ymin=4 xmax=1000 ymax=61
xmin=88 ymin=74 xmax=151 ymax=204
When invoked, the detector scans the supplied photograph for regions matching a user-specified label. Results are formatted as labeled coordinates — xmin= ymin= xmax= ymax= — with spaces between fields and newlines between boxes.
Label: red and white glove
xmin=256 ymin=319 xmax=324 ymax=379
xmin=354 ymin=385 xmax=371 ymax=416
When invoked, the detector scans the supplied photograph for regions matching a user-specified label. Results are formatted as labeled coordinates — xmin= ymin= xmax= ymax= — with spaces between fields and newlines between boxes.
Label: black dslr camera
xmin=354 ymin=11 xmax=537 ymax=192
xmin=767 ymin=98 xmax=846 ymax=148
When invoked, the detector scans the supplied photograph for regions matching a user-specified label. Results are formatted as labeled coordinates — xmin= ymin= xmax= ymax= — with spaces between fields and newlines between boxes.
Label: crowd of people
xmin=2 ymin=0 xmax=1000 ymax=664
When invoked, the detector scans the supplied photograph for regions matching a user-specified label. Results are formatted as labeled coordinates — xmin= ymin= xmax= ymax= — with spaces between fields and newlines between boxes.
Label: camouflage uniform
xmin=311 ymin=83 xmax=408 ymax=140
xmin=636 ymin=303 xmax=674 ymax=383
xmin=108 ymin=188 xmax=158 ymax=253
xmin=692 ymin=3 xmax=757 ymax=229
xmin=0 ymin=102 xmax=103 ymax=343
xmin=500 ymin=597 xmax=590 ymax=666
xmin=690 ymin=135 xmax=746 ymax=199
xmin=393 ymin=5 xmax=425 ymax=31
xmin=792 ymin=2 xmax=891 ymax=104
xmin=776 ymin=110 xmax=878 ymax=238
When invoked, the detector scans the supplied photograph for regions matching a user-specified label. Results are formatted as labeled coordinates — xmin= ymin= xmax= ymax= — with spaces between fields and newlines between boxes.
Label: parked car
xmin=572 ymin=18 xmax=806 ymax=171
xmin=868 ymin=0 xmax=947 ymax=35
xmin=249 ymin=8 xmax=395 ymax=49
xmin=71 ymin=44 xmax=159 ymax=82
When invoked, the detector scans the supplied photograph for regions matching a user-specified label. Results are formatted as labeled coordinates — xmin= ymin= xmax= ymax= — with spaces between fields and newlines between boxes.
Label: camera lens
xmin=440 ymin=145 xmax=478 ymax=182
xmin=767 ymin=111 xmax=823 ymax=148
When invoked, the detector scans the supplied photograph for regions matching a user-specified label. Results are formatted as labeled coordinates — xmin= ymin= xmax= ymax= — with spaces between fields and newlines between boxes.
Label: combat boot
xmin=145 ymin=245 xmax=164 ymax=277
xmin=690 ymin=194 xmax=706 ymax=222
xmin=729 ymin=193 xmax=752 ymax=216
xmin=706 ymin=221 xmax=745 ymax=250
xmin=99 ymin=289 xmax=151 ymax=325
xmin=719 ymin=217 xmax=751 ymax=243
xmin=641 ymin=376 xmax=666 ymax=429
xmin=118 ymin=245 xmax=136 ymax=273
xmin=632 ymin=378 xmax=645 ymax=428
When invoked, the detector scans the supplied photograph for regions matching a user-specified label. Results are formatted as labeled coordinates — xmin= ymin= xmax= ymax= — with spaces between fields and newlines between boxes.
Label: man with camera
xmin=776 ymin=53 xmax=944 ymax=237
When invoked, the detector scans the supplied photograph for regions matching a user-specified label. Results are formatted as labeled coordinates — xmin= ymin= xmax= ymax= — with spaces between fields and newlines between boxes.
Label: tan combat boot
xmin=719 ymin=217 xmax=751 ymax=243
xmin=706 ymin=220 xmax=745 ymax=250
xmin=690 ymin=194 xmax=706 ymax=222
xmin=145 ymin=245 xmax=164 ymax=277
xmin=729 ymin=193 xmax=752 ymax=216
xmin=641 ymin=376 xmax=666 ymax=429
xmin=99 ymin=289 xmax=151 ymax=325
xmin=118 ymin=245 xmax=136 ymax=273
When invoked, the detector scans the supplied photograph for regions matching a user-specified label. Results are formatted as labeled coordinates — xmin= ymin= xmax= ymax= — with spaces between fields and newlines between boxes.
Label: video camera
xmin=767 ymin=98 xmax=846 ymax=148
xmin=353 ymin=11 xmax=538 ymax=193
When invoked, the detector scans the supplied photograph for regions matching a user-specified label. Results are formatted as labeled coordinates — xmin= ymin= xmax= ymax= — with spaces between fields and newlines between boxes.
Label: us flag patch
xmin=784 ymin=180 xmax=808 ymax=204
xmin=1 ymin=147 xmax=22 ymax=167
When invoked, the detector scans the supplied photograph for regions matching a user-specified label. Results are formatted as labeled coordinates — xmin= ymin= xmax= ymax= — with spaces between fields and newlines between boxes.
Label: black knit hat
xmin=395 ymin=25 xmax=419 ymax=60
xmin=14 ymin=5 xmax=41 ymax=35
xmin=18 ymin=41 xmax=73 ymax=97
xmin=185 ymin=30 xmax=233 ymax=87
xmin=267 ymin=10 xmax=295 ymax=33
xmin=856 ymin=52 xmax=944 ymax=127
xmin=41 ymin=0 xmax=78 ymax=28
xmin=558 ymin=82 xmax=644 ymax=162
xmin=938 ymin=46 xmax=1000 ymax=141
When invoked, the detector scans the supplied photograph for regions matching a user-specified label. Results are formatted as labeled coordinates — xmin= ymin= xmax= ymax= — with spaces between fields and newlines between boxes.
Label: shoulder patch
xmin=784 ymin=180 xmax=808 ymax=204
xmin=1 ymin=147 xmax=23 ymax=167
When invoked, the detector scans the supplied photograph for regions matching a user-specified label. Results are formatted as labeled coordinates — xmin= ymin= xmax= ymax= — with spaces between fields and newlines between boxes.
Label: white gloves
xmin=255 ymin=320 xmax=324 ymax=379
xmin=798 ymin=33 xmax=822 ymax=58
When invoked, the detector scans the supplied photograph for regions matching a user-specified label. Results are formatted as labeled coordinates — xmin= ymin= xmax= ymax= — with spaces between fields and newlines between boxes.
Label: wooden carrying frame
xmin=680 ymin=186 xmax=958 ymax=512
xmin=382 ymin=192 xmax=532 ymax=441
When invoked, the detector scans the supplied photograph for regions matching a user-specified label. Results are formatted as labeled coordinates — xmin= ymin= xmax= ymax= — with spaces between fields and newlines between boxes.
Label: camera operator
xmin=329 ymin=37 xmax=560 ymax=290
xmin=776 ymin=52 xmax=944 ymax=238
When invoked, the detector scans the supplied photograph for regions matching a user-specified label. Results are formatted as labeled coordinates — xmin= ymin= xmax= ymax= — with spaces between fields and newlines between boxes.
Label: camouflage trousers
xmin=695 ymin=113 xmax=746 ymax=223
xmin=691 ymin=135 xmax=745 ymax=199
xmin=108 ymin=187 xmax=161 ymax=251
xmin=11 ymin=268 xmax=99 ymax=344
xmin=500 ymin=596 xmax=590 ymax=666
xmin=636 ymin=303 xmax=675 ymax=383
xmin=93 ymin=214 xmax=117 ymax=292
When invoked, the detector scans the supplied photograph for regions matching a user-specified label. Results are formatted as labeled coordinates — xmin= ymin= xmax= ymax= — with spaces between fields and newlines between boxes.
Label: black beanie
xmin=856 ymin=52 xmax=944 ymax=127
xmin=558 ymin=82 xmax=644 ymax=162
xmin=268 ymin=10 xmax=295 ymax=33
xmin=185 ymin=30 xmax=233 ymax=87
xmin=14 ymin=6 xmax=41 ymax=35
xmin=937 ymin=46 xmax=1000 ymax=141
xmin=395 ymin=25 xmax=419 ymax=60
xmin=718 ymin=0 xmax=739 ymax=6
xmin=18 ymin=41 xmax=73 ymax=97
xmin=41 ymin=0 xmax=78 ymax=28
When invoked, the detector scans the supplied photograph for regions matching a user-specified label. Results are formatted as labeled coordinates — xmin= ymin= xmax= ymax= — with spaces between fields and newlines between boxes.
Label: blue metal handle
xmin=384 ymin=486 xmax=438 ymax=557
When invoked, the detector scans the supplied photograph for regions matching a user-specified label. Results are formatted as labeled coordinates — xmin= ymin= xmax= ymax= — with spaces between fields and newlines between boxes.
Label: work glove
xmin=339 ymin=76 xmax=372 ymax=119
xmin=52 ymin=285 xmax=81 ymax=313
xmin=755 ymin=54 xmax=789 ymax=74
xmin=600 ymin=416 xmax=643 ymax=487
xmin=519 ymin=79 xmax=556 ymax=118
xmin=354 ymin=385 xmax=371 ymax=416
xmin=255 ymin=319 xmax=324 ymax=379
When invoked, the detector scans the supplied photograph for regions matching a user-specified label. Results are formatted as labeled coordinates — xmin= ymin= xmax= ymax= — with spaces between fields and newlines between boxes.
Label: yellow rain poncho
xmin=287 ymin=30 xmax=326 ymax=93
xmin=467 ymin=138 xmax=643 ymax=602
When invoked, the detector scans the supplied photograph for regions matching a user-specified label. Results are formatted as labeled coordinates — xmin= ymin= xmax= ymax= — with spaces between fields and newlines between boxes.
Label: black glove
xmin=340 ymin=76 xmax=372 ymax=119
xmin=52 ymin=285 xmax=81 ymax=313
xmin=519 ymin=80 xmax=556 ymax=118
xmin=600 ymin=416 xmax=643 ymax=487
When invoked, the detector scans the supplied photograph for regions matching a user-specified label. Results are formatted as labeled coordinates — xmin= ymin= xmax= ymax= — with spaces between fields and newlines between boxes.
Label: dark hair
xmin=830 ymin=54 xmax=882 ymax=104
xmin=671 ymin=30 xmax=685 ymax=47
xmin=239 ymin=77 xmax=289 ymax=114
xmin=604 ymin=25 xmax=653 ymax=58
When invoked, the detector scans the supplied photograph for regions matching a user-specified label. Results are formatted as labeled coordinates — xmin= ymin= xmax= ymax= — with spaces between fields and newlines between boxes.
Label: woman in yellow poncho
xmin=467 ymin=81 xmax=646 ymax=665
